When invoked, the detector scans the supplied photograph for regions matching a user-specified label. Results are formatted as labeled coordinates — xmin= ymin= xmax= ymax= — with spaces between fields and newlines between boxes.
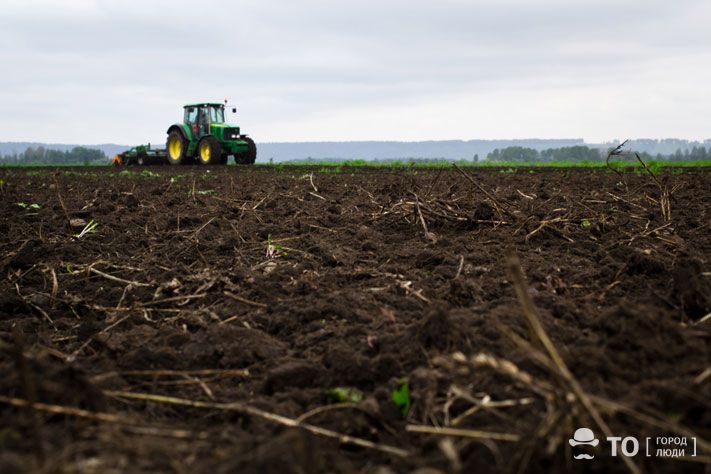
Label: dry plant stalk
xmin=505 ymin=252 xmax=641 ymax=474
xmin=471 ymin=353 xmax=556 ymax=399
xmin=0 ymin=390 xmax=410 ymax=458
xmin=52 ymin=173 xmax=72 ymax=231
xmin=452 ymin=163 xmax=512 ymax=220
xmin=405 ymin=424 xmax=520 ymax=442
xmin=224 ymin=290 xmax=268 ymax=308
xmin=606 ymin=140 xmax=673 ymax=222
xmin=496 ymin=253 xmax=711 ymax=469
xmin=0 ymin=395 xmax=207 ymax=440
xmin=413 ymin=193 xmax=438 ymax=242
xmin=105 ymin=390 xmax=410 ymax=458
xmin=633 ymin=152 xmax=671 ymax=221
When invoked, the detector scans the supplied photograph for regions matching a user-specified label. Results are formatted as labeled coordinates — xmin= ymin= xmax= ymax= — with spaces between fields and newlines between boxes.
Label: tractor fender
xmin=166 ymin=124 xmax=194 ymax=142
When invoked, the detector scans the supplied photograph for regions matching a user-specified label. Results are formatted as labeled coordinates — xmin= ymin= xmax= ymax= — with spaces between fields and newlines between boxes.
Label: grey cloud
xmin=0 ymin=0 xmax=709 ymax=143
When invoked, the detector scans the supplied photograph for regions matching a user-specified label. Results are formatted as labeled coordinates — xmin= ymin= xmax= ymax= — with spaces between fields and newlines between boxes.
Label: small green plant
xmin=75 ymin=219 xmax=99 ymax=238
xmin=318 ymin=166 xmax=343 ymax=174
xmin=668 ymin=413 xmax=684 ymax=423
xmin=117 ymin=169 xmax=160 ymax=178
xmin=391 ymin=380 xmax=411 ymax=416
xmin=581 ymin=219 xmax=592 ymax=228
xmin=607 ymin=160 xmax=627 ymax=173
xmin=16 ymin=202 xmax=40 ymax=209
xmin=265 ymin=234 xmax=288 ymax=258
xmin=647 ymin=161 xmax=664 ymax=175
xmin=326 ymin=387 xmax=364 ymax=403
xmin=26 ymin=170 xmax=49 ymax=176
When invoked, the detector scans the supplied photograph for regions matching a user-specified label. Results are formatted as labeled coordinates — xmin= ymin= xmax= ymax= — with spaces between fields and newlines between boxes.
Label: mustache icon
xmin=574 ymin=454 xmax=595 ymax=460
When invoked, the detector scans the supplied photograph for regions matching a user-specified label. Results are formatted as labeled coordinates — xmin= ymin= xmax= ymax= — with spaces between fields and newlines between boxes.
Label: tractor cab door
xmin=184 ymin=107 xmax=201 ymax=137
xmin=196 ymin=107 xmax=210 ymax=138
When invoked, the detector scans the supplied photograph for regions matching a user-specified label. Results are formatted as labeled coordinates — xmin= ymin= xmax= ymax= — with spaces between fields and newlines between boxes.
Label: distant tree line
xmin=487 ymin=145 xmax=710 ymax=162
xmin=663 ymin=146 xmax=709 ymax=161
xmin=0 ymin=146 xmax=108 ymax=165
xmin=1 ymin=143 xmax=708 ymax=165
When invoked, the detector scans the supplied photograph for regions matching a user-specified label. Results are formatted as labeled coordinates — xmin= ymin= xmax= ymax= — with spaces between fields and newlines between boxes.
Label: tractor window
xmin=184 ymin=107 xmax=198 ymax=124
xmin=209 ymin=106 xmax=225 ymax=124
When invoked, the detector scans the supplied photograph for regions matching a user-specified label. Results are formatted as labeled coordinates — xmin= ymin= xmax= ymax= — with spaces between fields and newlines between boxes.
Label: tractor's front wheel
xmin=197 ymin=136 xmax=223 ymax=165
xmin=166 ymin=131 xmax=187 ymax=165
xmin=234 ymin=136 xmax=257 ymax=165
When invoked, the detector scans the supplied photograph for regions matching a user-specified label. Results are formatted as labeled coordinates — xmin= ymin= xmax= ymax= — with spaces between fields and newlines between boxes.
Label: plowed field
xmin=0 ymin=166 xmax=709 ymax=473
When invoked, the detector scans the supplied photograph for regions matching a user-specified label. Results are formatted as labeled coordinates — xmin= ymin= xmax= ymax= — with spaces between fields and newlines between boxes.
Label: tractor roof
xmin=184 ymin=103 xmax=224 ymax=108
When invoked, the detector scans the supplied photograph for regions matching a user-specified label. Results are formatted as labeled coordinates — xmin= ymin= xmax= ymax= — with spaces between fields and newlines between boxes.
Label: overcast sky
xmin=1 ymin=0 xmax=709 ymax=144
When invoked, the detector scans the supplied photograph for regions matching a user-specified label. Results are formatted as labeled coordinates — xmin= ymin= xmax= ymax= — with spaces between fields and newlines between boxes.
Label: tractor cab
xmin=184 ymin=104 xmax=226 ymax=139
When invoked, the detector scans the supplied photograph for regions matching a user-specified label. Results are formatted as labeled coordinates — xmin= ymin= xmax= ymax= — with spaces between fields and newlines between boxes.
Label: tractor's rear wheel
xmin=166 ymin=131 xmax=187 ymax=165
xmin=197 ymin=136 xmax=223 ymax=165
xmin=234 ymin=136 xmax=257 ymax=165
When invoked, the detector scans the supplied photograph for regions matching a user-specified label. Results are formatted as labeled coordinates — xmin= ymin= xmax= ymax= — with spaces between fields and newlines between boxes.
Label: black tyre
xmin=166 ymin=130 xmax=187 ymax=165
xmin=197 ymin=136 xmax=223 ymax=165
xmin=234 ymin=136 xmax=257 ymax=165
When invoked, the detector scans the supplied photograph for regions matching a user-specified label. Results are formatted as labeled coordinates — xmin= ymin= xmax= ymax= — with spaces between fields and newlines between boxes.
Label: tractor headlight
xmin=224 ymin=127 xmax=241 ymax=140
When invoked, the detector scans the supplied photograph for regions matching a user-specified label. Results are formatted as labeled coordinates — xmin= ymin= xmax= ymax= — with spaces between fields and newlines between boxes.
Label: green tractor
xmin=113 ymin=102 xmax=256 ymax=166
xmin=166 ymin=103 xmax=256 ymax=165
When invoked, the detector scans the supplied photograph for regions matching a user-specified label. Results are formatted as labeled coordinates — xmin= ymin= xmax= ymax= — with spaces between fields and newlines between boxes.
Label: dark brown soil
xmin=0 ymin=165 xmax=709 ymax=473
